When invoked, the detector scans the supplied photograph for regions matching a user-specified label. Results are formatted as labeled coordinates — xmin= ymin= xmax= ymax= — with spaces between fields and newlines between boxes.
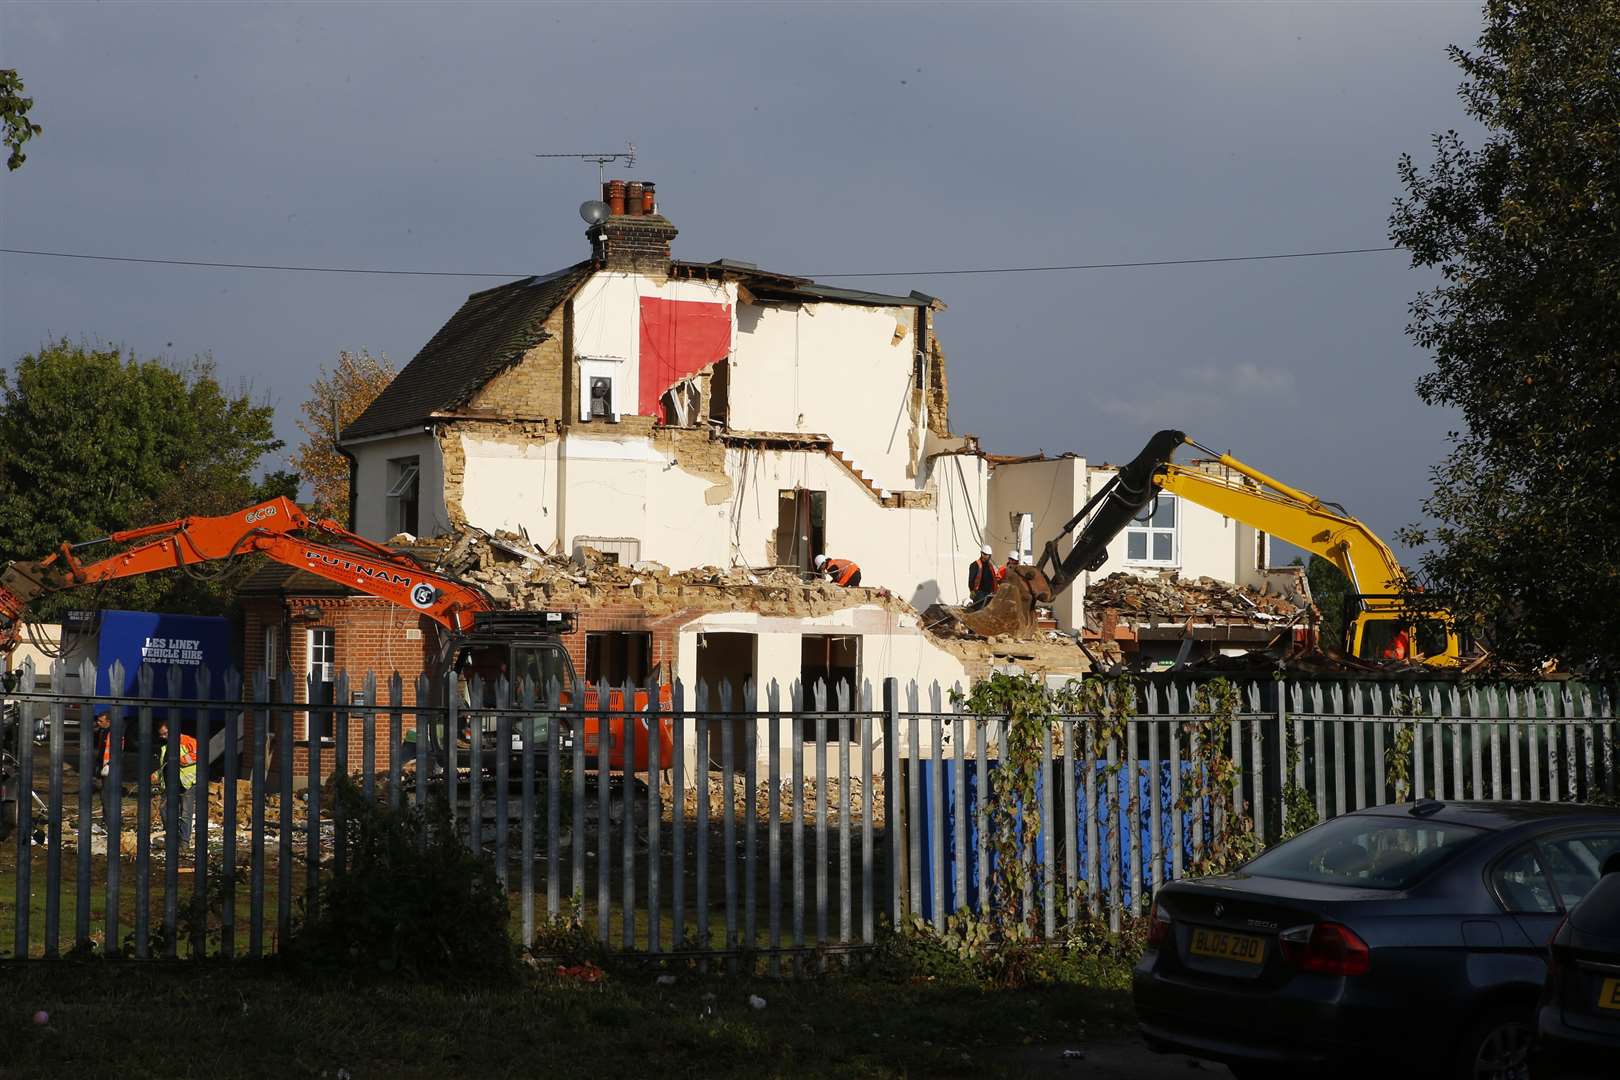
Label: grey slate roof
xmin=237 ymin=560 xmax=355 ymax=596
xmin=341 ymin=262 xmax=592 ymax=441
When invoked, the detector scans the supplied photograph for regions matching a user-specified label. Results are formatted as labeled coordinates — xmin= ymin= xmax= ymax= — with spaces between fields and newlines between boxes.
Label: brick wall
xmin=240 ymin=594 xmax=436 ymax=785
xmin=587 ymin=214 xmax=677 ymax=274
xmin=468 ymin=304 xmax=569 ymax=418
xmin=239 ymin=592 xmax=703 ymax=780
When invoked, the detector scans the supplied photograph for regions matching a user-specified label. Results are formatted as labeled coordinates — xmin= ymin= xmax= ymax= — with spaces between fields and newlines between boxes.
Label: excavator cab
xmin=1349 ymin=605 xmax=1462 ymax=666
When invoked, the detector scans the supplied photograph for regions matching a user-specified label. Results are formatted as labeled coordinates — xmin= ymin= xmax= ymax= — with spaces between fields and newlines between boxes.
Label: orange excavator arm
xmin=0 ymin=497 xmax=492 ymax=654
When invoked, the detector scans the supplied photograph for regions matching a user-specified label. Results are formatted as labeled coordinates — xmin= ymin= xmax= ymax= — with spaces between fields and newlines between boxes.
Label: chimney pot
xmin=625 ymin=181 xmax=645 ymax=216
xmin=606 ymin=179 xmax=626 ymax=216
xmin=641 ymin=181 xmax=656 ymax=214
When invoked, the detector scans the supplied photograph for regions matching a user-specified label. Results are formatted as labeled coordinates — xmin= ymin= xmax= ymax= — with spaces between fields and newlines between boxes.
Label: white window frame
xmin=1013 ymin=512 xmax=1035 ymax=563
xmin=385 ymin=456 xmax=420 ymax=536
xmin=1124 ymin=494 xmax=1179 ymax=567
xmin=578 ymin=356 xmax=624 ymax=423
xmin=263 ymin=624 xmax=279 ymax=680
xmin=305 ymin=627 xmax=337 ymax=744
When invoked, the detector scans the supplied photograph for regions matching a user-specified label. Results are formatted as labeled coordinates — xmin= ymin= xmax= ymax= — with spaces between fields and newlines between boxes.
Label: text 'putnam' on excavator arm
xmin=0 ymin=497 xmax=493 ymax=655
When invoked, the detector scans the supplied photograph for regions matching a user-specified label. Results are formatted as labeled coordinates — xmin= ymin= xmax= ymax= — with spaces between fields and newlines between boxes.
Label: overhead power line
xmin=812 ymin=245 xmax=1399 ymax=278
xmin=0 ymin=243 xmax=1401 ymax=281
xmin=0 ymin=247 xmax=518 ymax=278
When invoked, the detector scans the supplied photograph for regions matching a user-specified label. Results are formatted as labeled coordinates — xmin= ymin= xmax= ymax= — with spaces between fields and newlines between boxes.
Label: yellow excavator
xmin=963 ymin=430 xmax=1464 ymax=667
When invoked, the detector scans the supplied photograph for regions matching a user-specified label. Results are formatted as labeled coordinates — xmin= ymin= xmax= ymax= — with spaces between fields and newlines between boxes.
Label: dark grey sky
xmin=1 ymin=1 xmax=1484 ymax=560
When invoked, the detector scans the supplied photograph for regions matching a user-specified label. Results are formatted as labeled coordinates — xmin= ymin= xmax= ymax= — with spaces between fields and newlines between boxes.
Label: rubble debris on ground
xmin=426 ymin=528 xmax=906 ymax=622
xmin=1084 ymin=570 xmax=1303 ymax=624
xmin=660 ymin=774 xmax=888 ymax=829
xmin=410 ymin=527 xmax=1095 ymax=678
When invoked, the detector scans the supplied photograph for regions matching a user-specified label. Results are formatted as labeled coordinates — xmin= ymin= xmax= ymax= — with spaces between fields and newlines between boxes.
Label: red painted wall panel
xmin=637 ymin=296 xmax=731 ymax=419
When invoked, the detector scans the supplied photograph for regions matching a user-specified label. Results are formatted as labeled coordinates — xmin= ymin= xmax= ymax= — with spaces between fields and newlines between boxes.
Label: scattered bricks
xmin=1084 ymin=570 xmax=1302 ymax=624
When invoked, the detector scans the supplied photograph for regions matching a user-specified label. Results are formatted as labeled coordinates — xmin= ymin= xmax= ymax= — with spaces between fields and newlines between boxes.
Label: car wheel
xmin=1455 ymin=1005 xmax=1533 ymax=1080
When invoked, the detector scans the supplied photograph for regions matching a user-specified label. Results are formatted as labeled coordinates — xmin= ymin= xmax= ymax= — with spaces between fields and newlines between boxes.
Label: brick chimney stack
xmin=588 ymin=179 xmax=677 ymax=273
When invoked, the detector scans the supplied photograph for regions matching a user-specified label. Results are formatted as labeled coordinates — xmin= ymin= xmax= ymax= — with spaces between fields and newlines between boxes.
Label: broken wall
xmin=456 ymin=429 xmax=562 ymax=550
xmin=730 ymin=301 xmax=923 ymax=494
xmin=568 ymin=271 xmax=735 ymax=423
xmin=986 ymin=456 xmax=1088 ymax=631
xmin=558 ymin=429 xmax=729 ymax=565
xmin=728 ymin=445 xmax=987 ymax=612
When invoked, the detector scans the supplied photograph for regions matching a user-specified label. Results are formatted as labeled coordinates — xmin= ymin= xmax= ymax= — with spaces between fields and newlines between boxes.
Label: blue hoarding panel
xmin=915 ymin=757 xmax=1203 ymax=921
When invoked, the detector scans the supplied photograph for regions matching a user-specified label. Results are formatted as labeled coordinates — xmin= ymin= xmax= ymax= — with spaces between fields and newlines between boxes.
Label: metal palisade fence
xmin=3 ymin=659 xmax=1618 ymax=962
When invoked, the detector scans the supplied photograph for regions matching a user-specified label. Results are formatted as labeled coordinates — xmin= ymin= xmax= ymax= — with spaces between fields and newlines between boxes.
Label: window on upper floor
xmin=775 ymin=490 xmax=825 ymax=573
xmin=578 ymin=357 xmax=623 ymax=423
xmin=1125 ymin=494 xmax=1177 ymax=566
xmin=386 ymin=456 xmax=420 ymax=537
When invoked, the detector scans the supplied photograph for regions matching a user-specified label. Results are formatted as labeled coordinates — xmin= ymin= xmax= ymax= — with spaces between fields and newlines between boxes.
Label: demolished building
xmin=238 ymin=180 xmax=1308 ymax=767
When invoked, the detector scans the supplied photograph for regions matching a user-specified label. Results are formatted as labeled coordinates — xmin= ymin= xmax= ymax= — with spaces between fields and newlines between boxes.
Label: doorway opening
xmin=775 ymin=489 xmax=825 ymax=573
xmin=800 ymin=633 xmax=860 ymax=739
xmin=695 ymin=631 xmax=756 ymax=768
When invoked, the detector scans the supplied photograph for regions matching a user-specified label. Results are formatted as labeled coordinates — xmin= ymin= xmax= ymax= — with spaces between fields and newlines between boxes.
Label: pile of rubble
xmin=1084 ymin=570 xmax=1302 ymax=623
xmin=395 ymin=526 xmax=1097 ymax=678
xmin=412 ymin=528 xmax=907 ymax=622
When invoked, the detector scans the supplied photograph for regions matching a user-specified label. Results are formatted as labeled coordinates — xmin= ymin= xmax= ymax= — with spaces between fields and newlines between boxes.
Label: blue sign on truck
xmin=92 ymin=610 xmax=233 ymax=711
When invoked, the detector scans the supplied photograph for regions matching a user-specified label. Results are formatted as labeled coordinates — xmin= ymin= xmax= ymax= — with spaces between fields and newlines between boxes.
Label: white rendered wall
xmin=349 ymin=431 xmax=448 ymax=541
xmin=986 ymin=456 xmax=1088 ymax=630
xmin=729 ymin=302 xmax=922 ymax=494
xmin=458 ymin=434 xmax=561 ymax=552
xmin=569 ymin=271 xmax=736 ymax=418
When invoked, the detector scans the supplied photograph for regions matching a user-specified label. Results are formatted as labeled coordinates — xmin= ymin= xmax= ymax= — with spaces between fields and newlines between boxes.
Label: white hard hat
xmin=814 ymin=554 xmax=827 ymax=568
xmin=980 ymin=544 xmax=993 ymax=555
xmin=1008 ymin=551 xmax=1021 ymax=563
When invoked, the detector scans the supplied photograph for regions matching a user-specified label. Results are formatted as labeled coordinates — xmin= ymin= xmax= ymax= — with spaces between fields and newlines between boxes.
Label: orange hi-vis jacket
xmin=156 ymin=733 xmax=200 ymax=789
xmin=822 ymin=558 xmax=861 ymax=586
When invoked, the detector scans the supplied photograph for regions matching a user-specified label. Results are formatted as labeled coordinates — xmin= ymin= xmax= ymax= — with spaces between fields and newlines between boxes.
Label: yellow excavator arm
xmin=963 ymin=428 xmax=1463 ymax=666
xmin=1156 ymin=442 xmax=1460 ymax=666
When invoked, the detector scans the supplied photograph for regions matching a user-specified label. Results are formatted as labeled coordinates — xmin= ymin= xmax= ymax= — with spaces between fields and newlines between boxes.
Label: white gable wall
xmin=730 ymin=302 xmax=922 ymax=494
xmin=569 ymin=271 xmax=737 ymax=419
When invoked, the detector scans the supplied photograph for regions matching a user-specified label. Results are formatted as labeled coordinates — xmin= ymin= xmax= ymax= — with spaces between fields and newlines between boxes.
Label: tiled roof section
xmin=671 ymin=259 xmax=940 ymax=309
xmin=236 ymin=560 xmax=356 ymax=596
xmin=342 ymin=262 xmax=593 ymax=441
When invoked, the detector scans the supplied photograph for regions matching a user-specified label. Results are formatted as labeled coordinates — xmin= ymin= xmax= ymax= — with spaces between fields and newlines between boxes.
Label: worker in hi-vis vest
xmin=153 ymin=719 xmax=199 ymax=846
xmin=967 ymin=544 xmax=998 ymax=606
xmin=814 ymin=553 xmax=863 ymax=588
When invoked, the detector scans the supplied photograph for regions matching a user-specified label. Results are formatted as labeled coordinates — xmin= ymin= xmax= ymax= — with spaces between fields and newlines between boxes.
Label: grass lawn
xmin=0 ymin=955 xmax=1136 ymax=1079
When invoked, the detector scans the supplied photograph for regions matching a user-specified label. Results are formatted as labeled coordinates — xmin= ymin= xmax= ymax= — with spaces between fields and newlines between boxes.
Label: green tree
xmin=0 ymin=340 xmax=283 ymax=619
xmin=1390 ymin=2 xmax=1620 ymax=673
xmin=1303 ymin=555 xmax=1350 ymax=652
xmin=1 ymin=69 xmax=43 ymax=171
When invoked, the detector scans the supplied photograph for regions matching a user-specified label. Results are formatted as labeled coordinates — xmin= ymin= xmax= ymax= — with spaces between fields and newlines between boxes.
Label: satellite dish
xmin=579 ymin=200 xmax=611 ymax=224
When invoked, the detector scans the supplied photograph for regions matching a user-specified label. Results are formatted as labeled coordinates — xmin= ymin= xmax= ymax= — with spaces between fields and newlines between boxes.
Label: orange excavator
xmin=0 ymin=496 xmax=672 ymax=770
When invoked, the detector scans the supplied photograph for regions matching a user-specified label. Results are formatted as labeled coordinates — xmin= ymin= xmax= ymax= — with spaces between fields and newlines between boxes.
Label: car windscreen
xmin=1242 ymin=815 xmax=1486 ymax=890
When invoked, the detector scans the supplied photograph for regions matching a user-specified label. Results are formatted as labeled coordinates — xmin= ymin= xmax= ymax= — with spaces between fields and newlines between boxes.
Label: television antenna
xmin=534 ymin=140 xmax=636 ymax=184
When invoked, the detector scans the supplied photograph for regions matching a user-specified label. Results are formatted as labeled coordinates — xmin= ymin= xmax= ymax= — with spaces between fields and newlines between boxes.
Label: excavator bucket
xmin=953 ymin=566 xmax=1046 ymax=639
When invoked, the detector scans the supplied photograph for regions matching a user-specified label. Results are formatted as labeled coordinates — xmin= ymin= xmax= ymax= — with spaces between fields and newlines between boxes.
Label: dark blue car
xmin=1132 ymin=801 xmax=1620 ymax=1079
